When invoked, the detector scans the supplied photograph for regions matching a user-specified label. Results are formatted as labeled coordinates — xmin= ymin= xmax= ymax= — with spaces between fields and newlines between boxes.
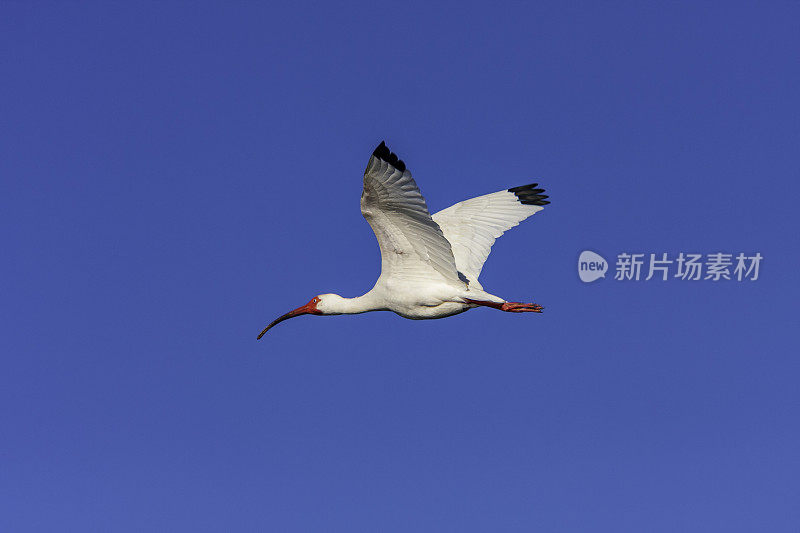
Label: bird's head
xmin=257 ymin=294 xmax=343 ymax=339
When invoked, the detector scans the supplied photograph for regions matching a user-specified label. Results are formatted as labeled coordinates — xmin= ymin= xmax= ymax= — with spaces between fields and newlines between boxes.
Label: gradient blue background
xmin=2 ymin=2 xmax=798 ymax=531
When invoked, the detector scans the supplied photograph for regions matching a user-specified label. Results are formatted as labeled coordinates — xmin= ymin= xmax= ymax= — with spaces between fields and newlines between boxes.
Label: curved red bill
xmin=257 ymin=298 xmax=320 ymax=339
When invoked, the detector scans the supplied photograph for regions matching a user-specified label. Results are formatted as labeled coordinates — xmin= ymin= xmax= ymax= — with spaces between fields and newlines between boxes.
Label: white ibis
xmin=258 ymin=141 xmax=550 ymax=339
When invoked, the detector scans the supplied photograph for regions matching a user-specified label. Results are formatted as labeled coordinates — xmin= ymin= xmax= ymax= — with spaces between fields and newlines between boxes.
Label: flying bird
xmin=258 ymin=141 xmax=550 ymax=339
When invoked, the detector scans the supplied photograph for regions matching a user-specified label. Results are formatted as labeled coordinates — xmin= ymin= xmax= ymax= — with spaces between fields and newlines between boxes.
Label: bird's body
xmin=258 ymin=141 xmax=549 ymax=338
xmin=320 ymin=280 xmax=474 ymax=320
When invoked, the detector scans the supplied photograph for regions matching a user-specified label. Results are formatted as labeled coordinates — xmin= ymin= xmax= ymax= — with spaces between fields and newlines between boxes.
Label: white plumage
xmin=432 ymin=188 xmax=545 ymax=289
xmin=361 ymin=151 xmax=463 ymax=286
xmin=258 ymin=141 xmax=549 ymax=338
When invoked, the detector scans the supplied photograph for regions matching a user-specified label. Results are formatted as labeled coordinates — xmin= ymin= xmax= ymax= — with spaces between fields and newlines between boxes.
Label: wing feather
xmin=361 ymin=142 xmax=464 ymax=285
xmin=431 ymin=183 xmax=549 ymax=288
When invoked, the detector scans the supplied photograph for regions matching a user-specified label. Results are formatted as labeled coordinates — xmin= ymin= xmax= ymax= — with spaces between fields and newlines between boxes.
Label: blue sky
xmin=1 ymin=2 xmax=798 ymax=531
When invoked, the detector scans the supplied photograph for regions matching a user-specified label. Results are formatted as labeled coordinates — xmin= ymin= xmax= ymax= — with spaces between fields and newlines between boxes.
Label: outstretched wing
xmin=432 ymin=183 xmax=549 ymax=288
xmin=361 ymin=142 xmax=465 ymax=285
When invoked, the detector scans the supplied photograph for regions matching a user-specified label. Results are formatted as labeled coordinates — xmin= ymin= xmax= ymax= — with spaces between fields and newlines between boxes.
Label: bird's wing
xmin=361 ymin=142 xmax=465 ymax=285
xmin=431 ymin=183 xmax=549 ymax=287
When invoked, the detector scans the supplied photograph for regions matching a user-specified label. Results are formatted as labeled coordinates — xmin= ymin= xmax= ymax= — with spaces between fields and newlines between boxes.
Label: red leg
xmin=464 ymin=299 xmax=544 ymax=313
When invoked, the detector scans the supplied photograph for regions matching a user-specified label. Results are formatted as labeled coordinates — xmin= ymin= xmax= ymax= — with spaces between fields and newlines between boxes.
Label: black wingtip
xmin=508 ymin=183 xmax=550 ymax=206
xmin=372 ymin=141 xmax=406 ymax=172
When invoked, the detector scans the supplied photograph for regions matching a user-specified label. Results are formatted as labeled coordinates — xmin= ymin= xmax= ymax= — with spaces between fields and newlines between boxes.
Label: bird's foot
xmin=500 ymin=302 xmax=544 ymax=313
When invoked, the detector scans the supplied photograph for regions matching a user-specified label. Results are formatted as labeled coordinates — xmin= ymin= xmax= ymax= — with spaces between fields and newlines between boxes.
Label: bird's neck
xmin=331 ymin=291 xmax=383 ymax=315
